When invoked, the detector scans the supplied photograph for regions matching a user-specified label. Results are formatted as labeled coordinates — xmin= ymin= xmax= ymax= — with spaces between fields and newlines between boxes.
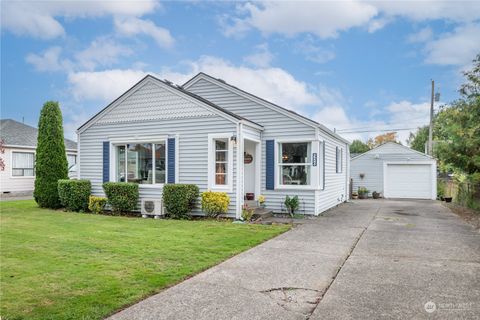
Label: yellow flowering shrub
xmin=201 ymin=191 xmax=230 ymax=217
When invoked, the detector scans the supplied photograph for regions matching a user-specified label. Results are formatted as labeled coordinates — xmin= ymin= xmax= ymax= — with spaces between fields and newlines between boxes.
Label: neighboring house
xmin=77 ymin=73 xmax=350 ymax=218
xmin=350 ymin=142 xmax=436 ymax=200
xmin=0 ymin=119 xmax=77 ymax=196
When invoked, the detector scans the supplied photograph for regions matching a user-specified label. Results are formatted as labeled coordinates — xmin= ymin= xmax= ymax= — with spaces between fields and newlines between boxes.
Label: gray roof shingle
xmin=0 ymin=119 xmax=77 ymax=150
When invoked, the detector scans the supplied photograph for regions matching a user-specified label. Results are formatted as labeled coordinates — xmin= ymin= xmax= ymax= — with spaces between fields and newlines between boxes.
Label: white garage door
xmin=385 ymin=164 xmax=433 ymax=199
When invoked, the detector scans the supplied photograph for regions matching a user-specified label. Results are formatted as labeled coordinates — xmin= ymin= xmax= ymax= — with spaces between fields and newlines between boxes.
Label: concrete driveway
xmin=108 ymin=200 xmax=480 ymax=319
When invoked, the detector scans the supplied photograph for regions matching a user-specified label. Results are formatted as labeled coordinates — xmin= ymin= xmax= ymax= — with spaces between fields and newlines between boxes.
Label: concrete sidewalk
xmin=108 ymin=200 xmax=480 ymax=319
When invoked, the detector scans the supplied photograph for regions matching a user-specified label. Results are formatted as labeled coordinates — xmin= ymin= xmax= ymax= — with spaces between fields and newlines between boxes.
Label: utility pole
xmin=428 ymin=79 xmax=434 ymax=155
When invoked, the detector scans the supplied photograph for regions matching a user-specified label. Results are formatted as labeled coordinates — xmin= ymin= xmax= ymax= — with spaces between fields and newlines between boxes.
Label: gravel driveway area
xmin=109 ymin=199 xmax=480 ymax=320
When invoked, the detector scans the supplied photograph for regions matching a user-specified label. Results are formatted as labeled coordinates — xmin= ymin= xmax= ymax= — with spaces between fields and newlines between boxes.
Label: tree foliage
xmin=34 ymin=101 xmax=68 ymax=208
xmin=434 ymin=54 xmax=480 ymax=180
xmin=407 ymin=126 xmax=429 ymax=153
xmin=460 ymin=54 xmax=480 ymax=98
xmin=367 ymin=132 xmax=398 ymax=148
xmin=350 ymin=139 xmax=370 ymax=154
xmin=434 ymin=99 xmax=480 ymax=176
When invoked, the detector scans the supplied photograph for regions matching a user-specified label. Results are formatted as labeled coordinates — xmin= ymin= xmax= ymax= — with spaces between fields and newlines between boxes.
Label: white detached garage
xmin=351 ymin=142 xmax=436 ymax=200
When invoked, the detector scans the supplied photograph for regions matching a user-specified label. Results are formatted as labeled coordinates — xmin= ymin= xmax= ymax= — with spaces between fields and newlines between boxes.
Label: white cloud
xmin=295 ymin=37 xmax=335 ymax=64
xmin=312 ymin=98 xmax=431 ymax=144
xmin=26 ymin=47 xmax=72 ymax=72
xmin=68 ymin=69 xmax=149 ymax=101
xmin=26 ymin=38 xmax=133 ymax=73
xmin=223 ymin=1 xmax=480 ymax=38
xmin=407 ymin=27 xmax=433 ymax=43
xmin=2 ymin=0 xmax=160 ymax=39
xmin=114 ymin=17 xmax=174 ymax=49
xmin=424 ymin=24 xmax=480 ymax=66
xmin=65 ymin=55 xmax=321 ymax=110
xmin=243 ymin=44 xmax=274 ymax=67
xmin=228 ymin=1 xmax=378 ymax=39
xmin=75 ymin=37 xmax=133 ymax=70
xmin=374 ymin=1 xmax=480 ymax=23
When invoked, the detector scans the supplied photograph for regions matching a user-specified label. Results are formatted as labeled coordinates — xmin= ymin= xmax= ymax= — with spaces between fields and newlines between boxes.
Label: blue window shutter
xmin=102 ymin=141 xmax=110 ymax=183
xmin=167 ymin=138 xmax=176 ymax=184
xmin=266 ymin=140 xmax=275 ymax=190
xmin=323 ymin=142 xmax=326 ymax=190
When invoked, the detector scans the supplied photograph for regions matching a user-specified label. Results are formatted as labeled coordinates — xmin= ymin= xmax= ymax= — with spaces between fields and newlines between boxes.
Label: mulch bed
xmin=443 ymin=202 xmax=480 ymax=230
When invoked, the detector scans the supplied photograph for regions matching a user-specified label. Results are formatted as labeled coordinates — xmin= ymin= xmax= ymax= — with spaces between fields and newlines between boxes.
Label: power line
xmin=336 ymin=122 xmax=427 ymax=132
xmin=338 ymin=127 xmax=421 ymax=134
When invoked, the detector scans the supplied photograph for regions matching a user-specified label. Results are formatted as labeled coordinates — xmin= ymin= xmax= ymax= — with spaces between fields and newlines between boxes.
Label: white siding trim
xmin=236 ymin=124 xmax=243 ymax=219
xmin=77 ymin=134 xmax=81 ymax=179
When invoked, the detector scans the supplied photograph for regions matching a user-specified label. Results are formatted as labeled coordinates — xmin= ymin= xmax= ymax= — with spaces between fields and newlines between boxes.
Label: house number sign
xmin=312 ymin=153 xmax=317 ymax=166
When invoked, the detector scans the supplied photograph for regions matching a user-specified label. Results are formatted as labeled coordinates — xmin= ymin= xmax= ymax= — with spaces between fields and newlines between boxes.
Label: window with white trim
xmin=214 ymin=139 xmax=229 ymax=185
xmin=67 ymin=154 xmax=77 ymax=170
xmin=115 ymin=142 xmax=166 ymax=184
xmin=208 ymin=135 xmax=233 ymax=190
xmin=279 ymin=142 xmax=311 ymax=185
xmin=336 ymin=147 xmax=343 ymax=173
xmin=12 ymin=152 xmax=35 ymax=176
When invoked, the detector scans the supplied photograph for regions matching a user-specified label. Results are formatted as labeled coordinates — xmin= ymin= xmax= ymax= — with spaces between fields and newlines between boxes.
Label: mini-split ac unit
xmin=141 ymin=199 xmax=164 ymax=218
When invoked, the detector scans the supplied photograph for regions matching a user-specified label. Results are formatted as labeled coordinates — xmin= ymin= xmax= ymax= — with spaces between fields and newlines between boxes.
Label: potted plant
xmin=258 ymin=194 xmax=266 ymax=208
xmin=444 ymin=181 xmax=453 ymax=203
xmin=352 ymin=192 xmax=358 ymax=200
xmin=372 ymin=191 xmax=380 ymax=199
xmin=358 ymin=187 xmax=369 ymax=199
xmin=284 ymin=195 xmax=299 ymax=217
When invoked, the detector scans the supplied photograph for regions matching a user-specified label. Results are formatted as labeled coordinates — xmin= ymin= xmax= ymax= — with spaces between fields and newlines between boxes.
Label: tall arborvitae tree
xmin=34 ymin=101 xmax=68 ymax=208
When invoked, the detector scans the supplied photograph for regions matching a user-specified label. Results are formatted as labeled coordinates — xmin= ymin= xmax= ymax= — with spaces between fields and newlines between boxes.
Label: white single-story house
xmin=350 ymin=142 xmax=437 ymax=200
xmin=77 ymin=73 xmax=350 ymax=218
xmin=0 ymin=119 xmax=78 ymax=196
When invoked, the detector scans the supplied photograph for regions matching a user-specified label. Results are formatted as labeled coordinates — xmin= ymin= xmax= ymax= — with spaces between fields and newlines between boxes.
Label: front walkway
xmin=108 ymin=200 xmax=480 ymax=319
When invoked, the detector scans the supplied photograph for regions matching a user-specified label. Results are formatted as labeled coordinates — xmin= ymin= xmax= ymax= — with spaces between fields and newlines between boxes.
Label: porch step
xmin=244 ymin=200 xmax=259 ymax=208
xmin=252 ymin=207 xmax=273 ymax=220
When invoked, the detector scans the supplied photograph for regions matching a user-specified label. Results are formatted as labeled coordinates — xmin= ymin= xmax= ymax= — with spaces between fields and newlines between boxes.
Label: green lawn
xmin=0 ymin=200 xmax=289 ymax=320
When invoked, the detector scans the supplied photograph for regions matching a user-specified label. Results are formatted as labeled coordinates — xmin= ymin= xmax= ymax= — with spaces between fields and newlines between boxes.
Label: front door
xmin=243 ymin=139 xmax=260 ymax=200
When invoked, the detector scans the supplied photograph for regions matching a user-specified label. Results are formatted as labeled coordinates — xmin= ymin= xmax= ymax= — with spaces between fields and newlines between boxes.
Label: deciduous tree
xmin=350 ymin=139 xmax=370 ymax=154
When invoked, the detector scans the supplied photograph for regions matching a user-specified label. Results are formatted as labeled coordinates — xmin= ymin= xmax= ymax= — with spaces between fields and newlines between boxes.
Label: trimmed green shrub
xmin=103 ymin=182 xmax=139 ymax=215
xmin=201 ymin=191 xmax=230 ymax=217
xmin=88 ymin=196 xmax=107 ymax=214
xmin=163 ymin=184 xmax=199 ymax=219
xmin=34 ymin=101 xmax=68 ymax=208
xmin=58 ymin=179 xmax=91 ymax=211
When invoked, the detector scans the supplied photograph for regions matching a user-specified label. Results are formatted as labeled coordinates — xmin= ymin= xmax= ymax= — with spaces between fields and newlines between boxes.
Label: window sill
xmin=209 ymin=185 xmax=233 ymax=192
xmin=10 ymin=176 xmax=35 ymax=179
xmin=274 ymin=185 xmax=317 ymax=191
xmin=137 ymin=184 xmax=165 ymax=189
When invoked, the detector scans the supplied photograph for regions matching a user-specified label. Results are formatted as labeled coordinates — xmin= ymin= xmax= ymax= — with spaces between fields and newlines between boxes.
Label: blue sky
xmin=1 ymin=1 xmax=480 ymax=142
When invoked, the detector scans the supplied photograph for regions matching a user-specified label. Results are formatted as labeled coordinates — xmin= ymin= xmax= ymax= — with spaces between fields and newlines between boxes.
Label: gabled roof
xmin=0 ymin=119 xmax=77 ymax=150
xmin=182 ymin=72 xmax=350 ymax=144
xmin=351 ymin=142 xmax=433 ymax=161
xmin=77 ymin=74 xmax=263 ymax=133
